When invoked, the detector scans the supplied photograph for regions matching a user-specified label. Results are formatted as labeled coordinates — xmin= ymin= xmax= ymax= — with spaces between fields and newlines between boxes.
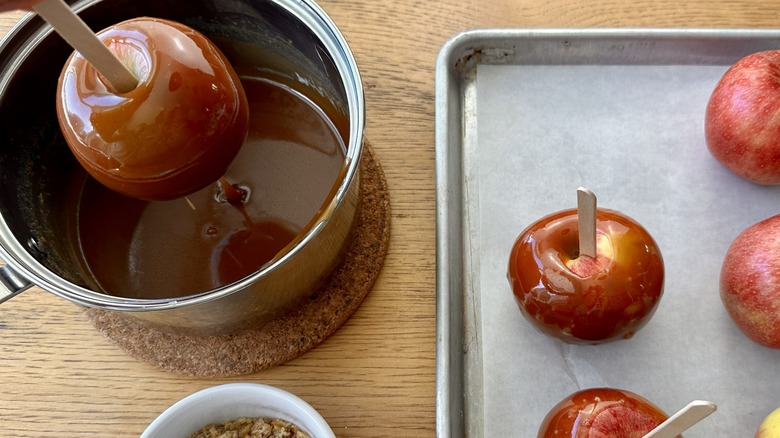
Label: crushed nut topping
xmin=189 ymin=417 xmax=311 ymax=438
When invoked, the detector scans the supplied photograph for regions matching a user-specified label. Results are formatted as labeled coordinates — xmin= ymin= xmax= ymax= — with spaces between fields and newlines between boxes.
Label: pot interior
xmin=0 ymin=0 xmax=356 ymax=299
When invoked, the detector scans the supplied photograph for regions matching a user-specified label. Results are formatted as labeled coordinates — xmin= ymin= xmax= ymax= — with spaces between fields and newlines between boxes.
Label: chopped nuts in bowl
xmin=141 ymin=383 xmax=335 ymax=438
xmin=190 ymin=416 xmax=310 ymax=438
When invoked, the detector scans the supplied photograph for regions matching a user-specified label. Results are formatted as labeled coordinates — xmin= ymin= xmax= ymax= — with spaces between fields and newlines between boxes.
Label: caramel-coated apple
xmin=57 ymin=17 xmax=249 ymax=200
xmin=507 ymin=208 xmax=664 ymax=344
xmin=538 ymin=388 xmax=678 ymax=438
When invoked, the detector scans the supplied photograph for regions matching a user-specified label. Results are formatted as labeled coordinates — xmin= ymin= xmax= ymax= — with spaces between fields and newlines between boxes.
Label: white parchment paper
xmin=467 ymin=63 xmax=780 ymax=436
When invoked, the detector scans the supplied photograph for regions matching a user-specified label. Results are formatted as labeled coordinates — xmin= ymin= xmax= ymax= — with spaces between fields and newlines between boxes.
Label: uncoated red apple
xmin=705 ymin=50 xmax=780 ymax=185
xmin=720 ymin=214 xmax=780 ymax=349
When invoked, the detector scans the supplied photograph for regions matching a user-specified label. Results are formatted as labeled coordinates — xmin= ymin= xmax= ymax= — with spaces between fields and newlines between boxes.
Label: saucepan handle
xmin=0 ymin=264 xmax=32 ymax=304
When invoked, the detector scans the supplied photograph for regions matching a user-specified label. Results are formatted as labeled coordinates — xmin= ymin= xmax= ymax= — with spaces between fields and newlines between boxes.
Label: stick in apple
xmin=33 ymin=1 xmax=249 ymax=203
xmin=32 ymin=0 xmax=137 ymax=92
xmin=577 ymin=187 xmax=597 ymax=258
xmin=642 ymin=400 xmax=717 ymax=438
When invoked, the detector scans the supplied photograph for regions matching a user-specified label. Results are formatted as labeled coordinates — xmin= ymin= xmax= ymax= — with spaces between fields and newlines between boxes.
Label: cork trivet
xmin=84 ymin=143 xmax=389 ymax=377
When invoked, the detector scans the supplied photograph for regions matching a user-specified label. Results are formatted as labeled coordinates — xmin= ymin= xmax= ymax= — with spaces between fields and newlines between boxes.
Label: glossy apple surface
xmin=57 ymin=17 xmax=248 ymax=200
xmin=508 ymin=208 xmax=664 ymax=344
xmin=705 ymin=50 xmax=780 ymax=185
xmin=720 ymin=214 xmax=780 ymax=349
xmin=538 ymin=388 xmax=676 ymax=438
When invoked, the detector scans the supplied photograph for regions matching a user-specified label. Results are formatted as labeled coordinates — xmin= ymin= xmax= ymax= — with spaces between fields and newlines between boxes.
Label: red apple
xmin=507 ymin=208 xmax=664 ymax=344
xmin=720 ymin=214 xmax=780 ymax=348
xmin=57 ymin=17 xmax=249 ymax=200
xmin=705 ymin=50 xmax=780 ymax=185
xmin=538 ymin=388 xmax=677 ymax=438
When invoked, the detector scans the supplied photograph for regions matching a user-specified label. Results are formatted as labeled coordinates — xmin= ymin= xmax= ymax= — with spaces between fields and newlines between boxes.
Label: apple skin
xmin=538 ymin=388 xmax=677 ymax=438
xmin=720 ymin=214 xmax=780 ymax=349
xmin=756 ymin=406 xmax=780 ymax=438
xmin=705 ymin=50 xmax=780 ymax=185
xmin=57 ymin=17 xmax=249 ymax=201
xmin=507 ymin=208 xmax=664 ymax=344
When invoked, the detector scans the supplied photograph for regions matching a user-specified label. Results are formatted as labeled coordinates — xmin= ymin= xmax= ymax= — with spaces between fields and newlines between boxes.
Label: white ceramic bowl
xmin=141 ymin=383 xmax=335 ymax=438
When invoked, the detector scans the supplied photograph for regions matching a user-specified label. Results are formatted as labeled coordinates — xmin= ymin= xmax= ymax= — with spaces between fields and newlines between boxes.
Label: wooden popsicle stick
xmin=642 ymin=400 xmax=717 ymax=438
xmin=577 ymin=187 xmax=597 ymax=258
xmin=32 ymin=0 xmax=137 ymax=93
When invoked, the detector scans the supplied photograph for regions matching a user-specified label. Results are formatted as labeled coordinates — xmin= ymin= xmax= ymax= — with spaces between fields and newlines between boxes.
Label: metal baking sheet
xmin=435 ymin=29 xmax=780 ymax=437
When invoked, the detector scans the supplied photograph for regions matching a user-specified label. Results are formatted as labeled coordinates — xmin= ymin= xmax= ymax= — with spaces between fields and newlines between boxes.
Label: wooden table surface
xmin=1 ymin=1 xmax=780 ymax=436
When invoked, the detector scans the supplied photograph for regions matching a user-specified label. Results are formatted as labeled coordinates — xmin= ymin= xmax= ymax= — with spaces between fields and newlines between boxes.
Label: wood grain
xmin=1 ymin=1 xmax=780 ymax=436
